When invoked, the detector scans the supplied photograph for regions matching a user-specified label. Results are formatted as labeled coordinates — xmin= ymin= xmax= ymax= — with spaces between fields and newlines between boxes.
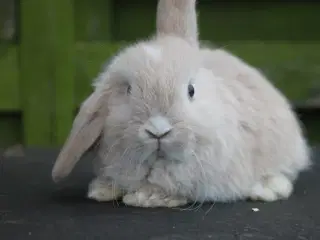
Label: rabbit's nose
xmin=145 ymin=128 xmax=172 ymax=139
xmin=144 ymin=116 xmax=173 ymax=139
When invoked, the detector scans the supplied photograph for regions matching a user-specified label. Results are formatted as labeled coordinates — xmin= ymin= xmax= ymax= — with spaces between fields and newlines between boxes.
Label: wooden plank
xmin=198 ymin=2 xmax=320 ymax=42
xmin=0 ymin=44 xmax=20 ymax=111
xmin=112 ymin=1 xmax=320 ymax=42
xmin=51 ymin=0 xmax=75 ymax=146
xmin=75 ymin=42 xmax=124 ymax=105
xmin=0 ymin=0 xmax=16 ymax=41
xmin=0 ymin=114 xmax=21 ymax=148
xmin=113 ymin=1 xmax=156 ymax=42
xmin=19 ymin=0 xmax=74 ymax=146
xmin=20 ymin=0 xmax=53 ymax=146
xmin=220 ymin=41 xmax=320 ymax=104
xmin=74 ymin=0 xmax=113 ymax=41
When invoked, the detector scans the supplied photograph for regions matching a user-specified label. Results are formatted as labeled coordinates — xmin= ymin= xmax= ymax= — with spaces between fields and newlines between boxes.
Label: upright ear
xmin=51 ymin=90 xmax=107 ymax=183
xmin=156 ymin=0 xmax=199 ymax=47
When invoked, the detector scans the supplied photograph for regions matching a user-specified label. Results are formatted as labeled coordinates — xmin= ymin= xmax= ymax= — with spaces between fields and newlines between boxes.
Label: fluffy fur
xmin=52 ymin=0 xmax=311 ymax=208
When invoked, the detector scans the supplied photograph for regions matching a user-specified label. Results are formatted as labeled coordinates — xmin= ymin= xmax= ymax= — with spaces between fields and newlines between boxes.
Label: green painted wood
xmin=51 ymin=0 xmax=75 ymax=146
xmin=0 ymin=44 xmax=20 ymax=111
xmin=300 ymin=112 xmax=320 ymax=145
xmin=198 ymin=2 xmax=320 ymax=42
xmin=75 ymin=42 xmax=124 ymax=105
xmin=75 ymin=0 xmax=113 ymax=42
xmin=112 ymin=1 xmax=320 ymax=42
xmin=221 ymin=41 xmax=320 ymax=105
xmin=0 ymin=0 xmax=16 ymax=41
xmin=0 ymin=114 xmax=21 ymax=148
xmin=112 ymin=1 xmax=156 ymax=42
xmin=20 ymin=0 xmax=74 ymax=146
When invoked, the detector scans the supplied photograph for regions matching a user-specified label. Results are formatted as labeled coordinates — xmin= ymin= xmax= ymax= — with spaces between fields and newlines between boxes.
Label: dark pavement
xmin=1 ymin=147 xmax=320 ymax=240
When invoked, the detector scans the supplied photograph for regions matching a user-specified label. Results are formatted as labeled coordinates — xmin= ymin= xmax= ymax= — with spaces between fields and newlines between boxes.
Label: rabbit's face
xmin=51 ymin=0 xmax=212 ymax=182
xmin=97 ymin=37 xmax=216 ymax=165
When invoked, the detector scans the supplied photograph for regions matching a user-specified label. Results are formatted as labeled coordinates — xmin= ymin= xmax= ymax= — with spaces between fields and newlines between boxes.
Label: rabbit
xmin=51 ymin=0 xmax=311 ymax=208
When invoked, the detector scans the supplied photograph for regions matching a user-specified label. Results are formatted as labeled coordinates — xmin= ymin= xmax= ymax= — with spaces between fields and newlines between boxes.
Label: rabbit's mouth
xmin=156 ymin=148 xmax=165 ymax=158
xmin=154 ymin=141 xmax=185 ymax=163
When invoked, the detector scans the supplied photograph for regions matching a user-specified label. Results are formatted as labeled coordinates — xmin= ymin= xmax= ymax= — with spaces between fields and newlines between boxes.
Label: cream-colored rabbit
xmin=52 ymin=0 xmax=311 ymax=208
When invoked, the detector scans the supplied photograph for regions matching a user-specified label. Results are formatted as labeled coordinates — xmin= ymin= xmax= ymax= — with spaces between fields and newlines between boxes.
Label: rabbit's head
xmin=52 ymin=0 xmax=219 ymax=182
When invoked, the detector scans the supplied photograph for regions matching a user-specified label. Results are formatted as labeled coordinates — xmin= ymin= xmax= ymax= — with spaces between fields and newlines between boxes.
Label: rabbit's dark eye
xmin=188 ymin=84 xmax=195 ymax=99
xmin=127 ymin=85 xmax=132 ymax=95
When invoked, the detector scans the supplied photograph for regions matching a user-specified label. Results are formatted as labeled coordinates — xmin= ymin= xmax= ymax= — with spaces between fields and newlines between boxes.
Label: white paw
xmin=122 ymin=185 xmax=188 ymax=208
xmin=250 ymin=175 xmax=293 ymax=202
xmin=87 ymin=178 xmax=123 ymax=202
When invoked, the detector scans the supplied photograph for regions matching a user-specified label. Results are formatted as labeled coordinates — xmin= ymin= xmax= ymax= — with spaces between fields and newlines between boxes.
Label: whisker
xmin=204 ymin=201 xmax=215 ymax=215
xmin=111 ymin=181 xmax=119 ymax=207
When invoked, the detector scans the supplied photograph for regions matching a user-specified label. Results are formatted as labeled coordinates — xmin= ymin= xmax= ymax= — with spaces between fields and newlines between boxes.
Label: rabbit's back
xmin=200 ymin=47 xmax=311 ymax=181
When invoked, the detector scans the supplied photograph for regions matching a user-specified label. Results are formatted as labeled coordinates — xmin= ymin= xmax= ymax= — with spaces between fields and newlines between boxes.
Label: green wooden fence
xmin=0 ymin=0 xmax=320 ymax=147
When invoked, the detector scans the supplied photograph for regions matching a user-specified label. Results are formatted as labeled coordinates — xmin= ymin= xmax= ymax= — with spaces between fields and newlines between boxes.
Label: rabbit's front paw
xmin=122 ymin=184 xmax=188 ymax=208
xmin=87 ymin=177 xmax=124 ymax=202
xmin=249 ymin=175 xmax=293 ymax=202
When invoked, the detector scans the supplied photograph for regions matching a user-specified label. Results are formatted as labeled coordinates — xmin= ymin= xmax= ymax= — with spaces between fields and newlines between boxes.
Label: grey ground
xmin=1 ymin=147 xmax=320 ymax=240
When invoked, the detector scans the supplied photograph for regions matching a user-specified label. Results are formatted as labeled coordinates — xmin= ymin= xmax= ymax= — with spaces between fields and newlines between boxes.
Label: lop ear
xmin=156 ymin=0 xmax=199 ymax=47
xmin=51 ymin=90 xmax=107 ymax=183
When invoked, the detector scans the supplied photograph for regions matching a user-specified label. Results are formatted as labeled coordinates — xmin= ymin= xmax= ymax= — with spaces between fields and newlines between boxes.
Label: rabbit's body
xmin=87 ymin=36 xmax=310 ymax=206
xmin=52 ymin=0 xmax=311 ymax=208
